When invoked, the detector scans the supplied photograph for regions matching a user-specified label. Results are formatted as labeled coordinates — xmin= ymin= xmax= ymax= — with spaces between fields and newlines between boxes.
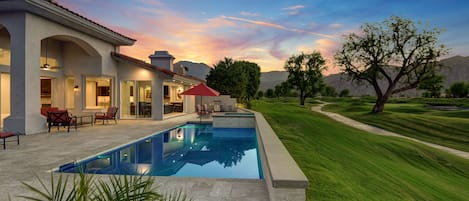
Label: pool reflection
xmin=61 ymin=124 xmax=261 ymax=179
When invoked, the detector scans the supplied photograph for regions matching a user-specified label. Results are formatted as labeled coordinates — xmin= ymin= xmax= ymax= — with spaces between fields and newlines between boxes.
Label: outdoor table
xmin=72 ymin=115 xmax=94 ymax=126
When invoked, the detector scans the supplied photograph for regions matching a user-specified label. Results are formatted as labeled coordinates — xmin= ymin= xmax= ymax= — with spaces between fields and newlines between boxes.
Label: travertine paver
xmin=312 ymin=103 xmax=469 ymax=160
xmin=0 ymin=114 xmax=268 ymax=201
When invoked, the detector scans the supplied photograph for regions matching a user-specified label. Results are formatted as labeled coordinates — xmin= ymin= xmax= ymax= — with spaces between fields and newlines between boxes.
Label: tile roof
xmin=44 ymin=0 xmax=136 ymax=42
xmin=111 ymin=52 xmax=205 ymax=83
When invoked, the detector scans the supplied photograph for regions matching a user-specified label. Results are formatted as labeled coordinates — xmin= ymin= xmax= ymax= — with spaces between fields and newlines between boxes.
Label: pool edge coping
xmin=243 ymin=108 xmax=308 ymax=200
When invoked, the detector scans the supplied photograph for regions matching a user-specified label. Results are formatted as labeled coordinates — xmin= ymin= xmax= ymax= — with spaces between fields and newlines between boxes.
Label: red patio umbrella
xmin=180 ymin=83 xmax=220 ymax=121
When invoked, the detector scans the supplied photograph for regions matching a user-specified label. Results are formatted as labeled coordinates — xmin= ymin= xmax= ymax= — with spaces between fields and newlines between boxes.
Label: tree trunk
xmin=372 ymin=95 xmax=389 ymax=113
xmin=299 ymin=90 xmax=306 ymax=105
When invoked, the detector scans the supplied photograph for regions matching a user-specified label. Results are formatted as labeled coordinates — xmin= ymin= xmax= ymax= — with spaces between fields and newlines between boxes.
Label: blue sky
xmin=59 ymin=0 xmax=469 ymax=74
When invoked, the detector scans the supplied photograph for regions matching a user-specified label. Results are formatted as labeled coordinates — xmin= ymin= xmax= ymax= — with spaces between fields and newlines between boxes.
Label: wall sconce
xmin=73 ymin=85 xmax=79 ymax=92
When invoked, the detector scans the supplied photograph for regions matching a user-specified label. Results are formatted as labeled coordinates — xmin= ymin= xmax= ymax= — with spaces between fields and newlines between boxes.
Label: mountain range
xmin=174 ymin=61 xmax=211 ymax=80
xmin=260 ymin=56 xmax=469 ymax=96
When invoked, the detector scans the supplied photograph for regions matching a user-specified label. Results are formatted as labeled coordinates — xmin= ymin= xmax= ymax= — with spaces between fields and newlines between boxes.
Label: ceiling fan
xmin=41 ymin=39 xmax=61 ymax=70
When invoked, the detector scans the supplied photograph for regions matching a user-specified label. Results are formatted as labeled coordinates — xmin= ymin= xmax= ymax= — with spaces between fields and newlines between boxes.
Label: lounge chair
xmin=95 ymin=106 xmax=118 ymax=124
xmin=0 ymin=132 xmax=20 ymax=149
xmin=47 ymin=110 xmax=76 ymax=132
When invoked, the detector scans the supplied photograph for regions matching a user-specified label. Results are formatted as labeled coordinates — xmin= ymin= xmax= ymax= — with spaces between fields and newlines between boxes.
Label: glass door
xmin=121 ymin=80 xmax=151 ymax=119
xmin=121 ymin=81 xmax=136 ymax=118
xmin=137 ymin=81 xmax=152 ymax=118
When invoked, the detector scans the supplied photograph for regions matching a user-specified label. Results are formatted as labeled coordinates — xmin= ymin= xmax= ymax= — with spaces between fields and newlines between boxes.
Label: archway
xmin=39 ymin=35 xmax=101 ymax=112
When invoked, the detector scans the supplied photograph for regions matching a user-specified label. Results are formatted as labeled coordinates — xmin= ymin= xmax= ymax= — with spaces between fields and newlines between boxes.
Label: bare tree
xmin=335 ymin=16 xmax=448 ymax=113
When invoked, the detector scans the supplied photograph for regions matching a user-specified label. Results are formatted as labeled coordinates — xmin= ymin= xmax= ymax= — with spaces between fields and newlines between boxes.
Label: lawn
xmin=321 ymin=98 xmax=469 ymax=152
xmin=251 ymin=100 xmax=469 ymax=201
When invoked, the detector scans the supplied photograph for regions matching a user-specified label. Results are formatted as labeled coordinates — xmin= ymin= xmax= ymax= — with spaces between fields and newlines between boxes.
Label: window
xmin=85 ymin=77 xmax=112 ymax=108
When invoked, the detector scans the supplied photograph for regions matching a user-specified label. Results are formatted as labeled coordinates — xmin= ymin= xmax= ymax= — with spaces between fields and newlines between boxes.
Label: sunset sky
xmin=58 ymin=0 xmax=469 ymax=74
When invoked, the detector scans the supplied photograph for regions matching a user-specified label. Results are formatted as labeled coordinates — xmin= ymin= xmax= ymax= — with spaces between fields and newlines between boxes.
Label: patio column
xmin=4 ymin=13 xmax=44 ymax=134
xmin=151 ymin=75 xmax=164 ymax=120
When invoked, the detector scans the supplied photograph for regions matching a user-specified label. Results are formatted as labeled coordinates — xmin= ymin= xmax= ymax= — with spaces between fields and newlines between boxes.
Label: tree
xmin=335 ymin=16 xmax=448 ymax=113
xmin=418 ymin=74 xmax=444 ymax=98
xmin=241 ymin=61 xmax=261 ymax=102
xmin=322 ymin=85 xmax=337 ymax=97
xmin=206 ymin=58 xmax=260 ymax=103
xmin=339 ymin=89 xmax=350 ymax=97
xmin=448 ymin=82 xmax=469 ymax=98
xmin=280 ymin=81 xmax=292 ymax=97
xmin=206 ymin=57 xmax=234 ymax=95
xmin=257 ymin=90 xmax=264 ymax=99
xmin=274 ymin=84 xmax=282 ymax=99
xmin=265 ymin=88 xmax=274 ymax=98
xmin=284 ymin=51 xmax=326 ymax=105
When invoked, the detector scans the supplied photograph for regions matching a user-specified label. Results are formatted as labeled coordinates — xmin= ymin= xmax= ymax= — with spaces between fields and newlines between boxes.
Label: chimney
xmin=149 ymin=51 xmax=175 ymax=72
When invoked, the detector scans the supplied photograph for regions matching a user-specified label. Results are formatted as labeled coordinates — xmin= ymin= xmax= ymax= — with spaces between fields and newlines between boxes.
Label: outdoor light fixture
xmin=73 ymin=85 xmax=79 ymax=92
xmin=41 ymin=39 xmax=51 ymax=69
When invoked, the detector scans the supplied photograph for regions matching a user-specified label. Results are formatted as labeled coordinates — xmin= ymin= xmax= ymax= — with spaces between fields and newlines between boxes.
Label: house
xmin=0 ymin=0 xmax=202 ymax=134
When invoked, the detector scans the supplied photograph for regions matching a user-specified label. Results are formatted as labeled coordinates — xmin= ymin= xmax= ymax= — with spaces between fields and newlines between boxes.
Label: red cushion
xmin=0 ymin=132 xmax=15 ymax=138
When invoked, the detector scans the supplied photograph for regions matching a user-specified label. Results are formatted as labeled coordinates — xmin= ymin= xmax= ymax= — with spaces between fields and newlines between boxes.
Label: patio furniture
xmin=73 ymin=114 xmax=94 ymax=126
xmin=47 ymin=110 xmax=76 ymax=132
xmin=41 ymin=107 xmax=59 ymax=117
xmin=95 ymin=106 xmax=118 ymax=124
xmin=0 ymin=132 xmax=19 ymax=149
xmin=196 ymin=104 xmax=209 ymax=118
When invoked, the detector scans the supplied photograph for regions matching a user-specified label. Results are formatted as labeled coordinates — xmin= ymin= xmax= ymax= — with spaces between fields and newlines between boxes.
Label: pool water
xmin=58 ymin=124 xmax=263 ymax=179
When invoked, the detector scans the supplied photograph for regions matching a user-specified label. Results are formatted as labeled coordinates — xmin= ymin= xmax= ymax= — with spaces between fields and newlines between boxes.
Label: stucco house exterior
xmin=0 ymin=0 xmax=201 ymax=134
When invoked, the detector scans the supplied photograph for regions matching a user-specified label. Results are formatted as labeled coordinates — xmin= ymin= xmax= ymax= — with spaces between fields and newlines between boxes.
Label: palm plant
xmin=18 ymin=172 xmax=191 ymax=201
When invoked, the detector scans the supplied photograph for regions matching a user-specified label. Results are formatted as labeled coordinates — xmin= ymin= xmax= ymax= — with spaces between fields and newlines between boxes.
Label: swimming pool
xmin=57 ymin=123 xmax=263 ymax=179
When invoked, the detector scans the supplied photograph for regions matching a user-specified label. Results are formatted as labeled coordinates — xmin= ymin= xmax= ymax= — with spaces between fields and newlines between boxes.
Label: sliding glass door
xmin=121 ymin=80 xmax=151 ymax=119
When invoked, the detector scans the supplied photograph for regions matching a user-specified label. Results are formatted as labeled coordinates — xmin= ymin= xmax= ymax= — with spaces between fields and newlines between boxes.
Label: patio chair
xmin=47 ymin=110 xmax=76 ymax=132
xmin=95 ymin=106 xmax=118 ymax=125
xmin=196 ymin=104 xmax=209 ymax=118
xmin=0 ymin=132 xmax=20 ymax=149
xmin=41 ymin=107 xmax=59 ymax=117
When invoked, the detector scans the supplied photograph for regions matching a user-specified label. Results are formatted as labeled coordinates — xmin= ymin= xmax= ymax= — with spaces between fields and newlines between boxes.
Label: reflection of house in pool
xmin=66 ymin=125 xmax=259 ymax=178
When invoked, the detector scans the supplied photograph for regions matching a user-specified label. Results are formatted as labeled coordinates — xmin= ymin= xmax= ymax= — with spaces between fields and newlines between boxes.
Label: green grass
xmin=251 ymin=100 xmax=469 ymax=201
xmin=322 ymin=100 xmax=469 ymax=152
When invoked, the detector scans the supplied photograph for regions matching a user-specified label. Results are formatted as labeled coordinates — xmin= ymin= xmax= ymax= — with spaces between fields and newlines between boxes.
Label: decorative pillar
xmin=152 ymin=75 xmax=164 ymax=120
xmin=4 ymin=13 xmax=45 ymax=134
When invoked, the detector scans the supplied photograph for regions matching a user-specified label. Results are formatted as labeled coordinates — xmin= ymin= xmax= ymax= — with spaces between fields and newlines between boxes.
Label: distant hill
xmin=174 ymin=61 xmax=211 ymax=81
xmin=259 ymin=71 xmax=289 ymax=91
xmin=260 ymin=55 xmax=469 ymax=96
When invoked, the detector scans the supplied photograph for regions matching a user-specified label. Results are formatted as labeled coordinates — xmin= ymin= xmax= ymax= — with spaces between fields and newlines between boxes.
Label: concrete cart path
xmin=311 ymin=103 xmax=469 ymax=160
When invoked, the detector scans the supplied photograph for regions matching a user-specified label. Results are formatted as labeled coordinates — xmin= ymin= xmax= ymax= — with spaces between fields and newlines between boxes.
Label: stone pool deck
xmin=0 ymin=114 xmax=269 ymax=201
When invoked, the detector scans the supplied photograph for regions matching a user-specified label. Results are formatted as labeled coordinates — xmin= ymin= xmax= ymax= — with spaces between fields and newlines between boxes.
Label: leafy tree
xmin=335 ymin=16 xmax=448 ymax=113
xmin=418 ymin=74 xmax=444 ymax=98
xmin=280 ymin=81 xmax=292 ymax=97
xmin=284 ymin=51 xmax=327 ymax=105
xmin=240 ymin=61 xmax=261 ymax=102
xmin=448 ymin=82 xmax=469 ymax=98
xmin=322 ymin=85 xmax=337 ymax=97
xmin=257 ymin=90 xmax=264 ymax=99
xmin=339 ymin=89 xmax=350 ymax=97
xmin=206 ymin=57 xmax=234 ymax=95
xmin=265 ymin=88 xmax=274 ymax=98
xmin=274 ymin=84 xmax=282 ymax=99
xmin=206 ymin=58 xmax=260 ymax=103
